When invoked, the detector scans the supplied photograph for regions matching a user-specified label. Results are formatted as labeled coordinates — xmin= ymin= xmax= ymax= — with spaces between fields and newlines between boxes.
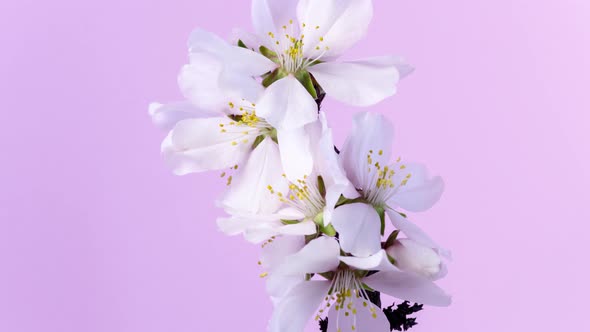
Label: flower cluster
xmin=150 ymin=1 xmax=451 ymax=331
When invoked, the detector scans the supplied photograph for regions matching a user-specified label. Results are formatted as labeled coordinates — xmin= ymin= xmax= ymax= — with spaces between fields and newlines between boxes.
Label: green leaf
xmin=295 ymin=70 xmax=318 ymax=99
xmin=237 ymin=39 xmax=247 ymax=48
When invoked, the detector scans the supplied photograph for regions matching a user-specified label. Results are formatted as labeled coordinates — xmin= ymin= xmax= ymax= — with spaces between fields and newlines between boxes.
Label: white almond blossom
xmin=330 ymin=111 xmax=445 ymax=256
xmin=149 ymin=1 xmax=452 ymax=331
xmin=264 ymin=235 xmax=451 ymax=332
xmin=217 ymin=112 xmax=357 ymax=242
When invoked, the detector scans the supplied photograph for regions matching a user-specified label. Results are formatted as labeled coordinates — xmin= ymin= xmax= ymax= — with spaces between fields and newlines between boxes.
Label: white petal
xmin=252 ymin=0 xmax=299 ymax=45
xmin=315 ymin=112 xmax=358 ymax=225
xmin=266 ymin=274 xmax=304 ymax=300
xmin=309 ymin=56 xmax=407 ymax=106
xmin=304 ymin=0 xmax=373 ymax=58
xmin=256 ymin=75 xmax=318 ymax=130
xmin=221 ymin=137 xmax=288 ymax=214
xmin=339 ymin=250 xmax=397 ymax=272
xmin=340 ymin=112 xmax=394 ymax=189
xmin=331 ymin=203 xmax=382 ymax=257
xmin=188 ymin=28 xmax=275 ymax=76
xmin=388 ymin=163 xmax=444 ymax=212
xmin=261 ymin=235 xmax=306 ymax=271
xmin=277 ymin=207 xmax=306 ymax=220
xmin=277 ymin=127 xmax=313 ymax=182
xmin=230 ymin=28 xmax=264 ymax=50
xmin=216 ymin=213 xmax=276 ymax=237
xmin=148 ymin=101 xmax=219 ymax=131
xmin=387 ymin=210 xmax=441 ymax=250
xmin=364 ymin=271 xmax=452 ymax=307
xmin=178 ymin=56 xmax=227 ymax=111
xmin=269 ymin=280 xmax=331 ymax=332
xmin=162 ymin=117 xmax=255 ymax=174
xmin=274 ymin=236 xmax=340 ymax=275
xmin=279 ymin=220 xmax=317 ymax=236
xmin=297 ymin=0 xmax=372 ymax=58
xmin=326 ymin=294 xmax=389 ymax=332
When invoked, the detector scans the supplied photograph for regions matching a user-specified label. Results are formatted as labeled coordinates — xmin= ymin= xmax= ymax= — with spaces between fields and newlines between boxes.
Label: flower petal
xmin=340 ymin=112 xmax=394 ymax=191
xmin=297 ymin=0 xmax=373 ymax=58
xmin=339 ymin=250 xmax=397 ymax=272
xmin=148 ymin=101 xmax=219 ymax=131
xmin=274 ymin=236 xmax=341 ymax=275
xmin=188 ymin=28 xmax=276 ymax=76
xmin=269 ymin=280 xmax=332 ymax=332
xmin=221 ymin=137 xmax=288 ymax=214
xmin=326 ymin=294 xmax=390 ymax=332
xmin=252 ymin=0 xmax=300 ymax=45
xmin=388 ymin=163 xmax=445 ymax=212
xmin=331 ymin=203 xmax=382 ymax=257
xmin=277 ymin=127 xmax=313 ymax=182
xmin=364 ymin=271 xmax=452 ymax=307
xmin=308 ymin=56 xmax=408 ymax=106
xmin=386 ymin=210 xmax=442 ymax=250
xmin=315 ymin=112 xmax=358 ymax=225
xmin=178 ymin=55 xmax=227 ymax=111
xmin=261 ymin=235 xmax=306 ymax=271
xmin=256 ymin=75 xmax=318 ymax=130
xmin=162 ymin=117 xmax=255 ymax=174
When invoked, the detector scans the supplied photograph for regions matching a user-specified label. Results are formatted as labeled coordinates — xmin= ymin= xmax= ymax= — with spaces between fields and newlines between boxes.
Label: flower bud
xmin=386 ymin=238 xmax=442 ymax=279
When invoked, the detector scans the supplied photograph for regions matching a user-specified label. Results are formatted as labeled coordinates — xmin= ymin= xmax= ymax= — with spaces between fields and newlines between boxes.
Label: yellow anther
xmin=259 ymin=272 xmax=268 ymax=278
xmin=220 ymin=172 xmax=226 ymax=178
xmin=378 ymin=149 xmax=383 ymax=155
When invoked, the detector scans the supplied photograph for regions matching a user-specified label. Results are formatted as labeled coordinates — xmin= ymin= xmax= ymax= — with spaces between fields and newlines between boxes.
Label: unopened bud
xmin=386 ymin=238 xmax=441 ymax=279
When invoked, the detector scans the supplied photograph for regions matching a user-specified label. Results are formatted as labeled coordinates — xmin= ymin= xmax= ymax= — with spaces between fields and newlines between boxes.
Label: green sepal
xmin=313 ymin=212 xmax=324 ymax=225
xmin=252 ymin=135 xmax=266 ymax=149
xmin=387 ymin=254 xmax=397 ymax=266
xmin=335 ymin=195 xmax=366 ymax=208
xmin=317 ymin=175 xmax=326 ymax=198
xmin=262 ymin=68 xmax=288 ymax=87
xmin=295 ymin=70 xmax=318 ymax=99
xmin=237 ymin=39 xmax=247 ymax=48
xmin=259 ymin=45 xmax=278 ymax=62
xmin=384 ymin=230 xmax=400 ymax=249
xmin=321 ymin=224 xmax=336 ymax=237
xmin=281 ymin=219 xmax=300 ymax=225
xmin=398 ymin=212 xmax=407 ymax=218
xmin=267 ymin=128 xmax=278 ymax=143
xmin=361 ymin=283 xmax=376 ymax=292
xmin=319 ymin=271 xmax=335 ymax=280
xmin=375 ymin=206 xmax=386 ymax=236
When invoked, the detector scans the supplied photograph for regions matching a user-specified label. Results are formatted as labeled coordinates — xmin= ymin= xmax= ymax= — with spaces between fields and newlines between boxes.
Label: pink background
xmin=1 ymin=0 xmax=589 ymax=331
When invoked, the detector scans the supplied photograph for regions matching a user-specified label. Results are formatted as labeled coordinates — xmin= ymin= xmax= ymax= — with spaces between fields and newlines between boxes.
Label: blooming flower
xmin=263 ymin=235 xmax=451 ymax=332
xmin=329 ymin=111 xmax=445 ymax=256
xmin=188 ymin=0 xmax=412 ymax=134
xmin=217 ymin=112 xmax=357 ymax=242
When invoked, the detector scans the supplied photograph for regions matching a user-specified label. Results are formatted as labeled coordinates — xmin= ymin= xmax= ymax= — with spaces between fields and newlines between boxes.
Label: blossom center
xmin=315 ymin=270 xmax=380 ymax=331
xmin=362 ymin=150 xmax=412 ymax=205
xmin=266 ymin=20 xmax=329 ymax=73
xmin=267 ymin=175 xmax=325 ymax=218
